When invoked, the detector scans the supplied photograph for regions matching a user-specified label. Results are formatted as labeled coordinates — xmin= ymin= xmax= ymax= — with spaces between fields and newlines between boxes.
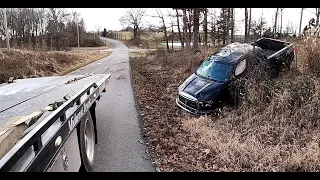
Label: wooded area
xmin=0 ymin=8 xmax=103 ymax=51
xmin=117 ymin=8 xmax=320 ymax=52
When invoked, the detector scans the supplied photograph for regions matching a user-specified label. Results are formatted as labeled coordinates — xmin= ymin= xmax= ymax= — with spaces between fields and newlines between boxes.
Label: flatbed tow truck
xmin=0 ymin=73 xmax=111 ymax=172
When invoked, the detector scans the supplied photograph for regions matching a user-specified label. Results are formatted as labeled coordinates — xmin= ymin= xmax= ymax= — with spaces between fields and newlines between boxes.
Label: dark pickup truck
xmin=176 ymin=37 xmax=296 ymax=114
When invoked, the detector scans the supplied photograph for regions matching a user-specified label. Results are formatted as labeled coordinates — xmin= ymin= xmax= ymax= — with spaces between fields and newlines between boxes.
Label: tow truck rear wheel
xmin=78 ymin=112 xmax=95 ymax=172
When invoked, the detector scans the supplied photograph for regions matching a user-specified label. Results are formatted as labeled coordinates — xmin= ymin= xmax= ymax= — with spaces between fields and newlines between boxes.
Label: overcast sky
xmin=74 ymin=8 xmax=317 ymax=35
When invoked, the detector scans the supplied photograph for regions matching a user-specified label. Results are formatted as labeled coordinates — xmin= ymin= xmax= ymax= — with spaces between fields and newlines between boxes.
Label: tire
xmin=78 ymin=112 xmax=95 ymax=172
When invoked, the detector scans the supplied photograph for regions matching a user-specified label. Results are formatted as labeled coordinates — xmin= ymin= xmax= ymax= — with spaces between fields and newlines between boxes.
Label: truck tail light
xmin=293 ymin=45 xmax=296 ymax=54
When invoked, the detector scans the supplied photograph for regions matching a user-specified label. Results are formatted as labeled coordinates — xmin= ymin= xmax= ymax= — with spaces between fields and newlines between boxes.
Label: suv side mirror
xmin=235 ymin=59 xmax=246 ymax=76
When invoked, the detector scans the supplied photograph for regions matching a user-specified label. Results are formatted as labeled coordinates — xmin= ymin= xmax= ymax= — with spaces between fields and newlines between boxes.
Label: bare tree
xmin=280 ymin=8 xmax=284 ymax=34
xmin=245 ymin=8 xmax=248 ymax=42
xmin=273 ymin=8 xmax=279 ymax=38
xmin=3 ymin=8 xmax=10 ymax=51
xmin=171 ymin=27 xmax=174 ymax=50
xmin=119 ymin=8 xmax=146 ymax=42
xmin=94 ymin=25 xmax=100 ymax=40
xmin=203 ymin=8 xmax=208 ymax=46
xmin=217 ymin=8 xmax=232 ymax=45
xmin=259 ymin=10 xmax=267 ymax=37
xmin=192 ymin=8 xmax=200 ymax=52
xmin=284 ymin=21 xmax=295 ymax=36
xmin=251 ymin=18 xmax=267 ymax=38
xmin=209 ymin=8 xmax=218 ymax=46
xmin=187 ymin=9 xmax=193 ymax=48
xmin=248 ymin=8 xmax=252 ymax=39
xmin=316 ymin=8 xmax=320 ymax=26
xmin=167 ymin=13 xmax=174 ymax=50
xmin=230 ymin=8 xmax=234 ymax=43
xmin=182 ymin=9 xmax=189 ymax=48
xmin=174 ymin=8 xmax=184 ymax=49
xmin=225 ymin=9 xmax=230 ymax=43
xmin=154 ymin=8 xmax=169 ymax=51
xmin=299 ymin=8 xmax=305 ymax=36
xmin=46 ymin=8 xmax=70 ymax=50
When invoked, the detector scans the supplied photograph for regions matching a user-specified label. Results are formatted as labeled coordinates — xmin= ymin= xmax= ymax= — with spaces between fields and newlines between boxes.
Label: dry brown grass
xmin=119 ymin=31 xmax=167 ymax=49
xmin=117 ymin=31 xmax=164 ymax=41
xmin=121 ymin=39 xmax=164 ymax=49
xmin=131 ymin=47 xmax=220 ymax=172
xmin=293 ymin=39 xmax=320 ymax=74
xmin=131 ymin=42 xmax=320 ymax=172
xmin=182 ymin=71 xmax=320 ymax=171
xmin=0 ymin=48 xmax=111 ymax=83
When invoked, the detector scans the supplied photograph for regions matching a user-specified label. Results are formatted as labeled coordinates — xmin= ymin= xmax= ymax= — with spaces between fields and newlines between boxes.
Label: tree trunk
xmin=28 ymin=32 xmax=31 ymax=50
xmin=274 ymin=8 xmax=279 ymax=38
xmin=50 ymin=35 xmax=53 ymax=51
xmin=280 ymin=8 xmax=283 ymax=35
xmin=299 ymin=8 xmax=304 ymax=36
xmin=188 ymin=9 xmax=193 ymax=48
xmin=182 ymin=9 xmax=188 ymax=48
xmin=133 ymin=26 xmax=138 ymax=41
xmin=171 ymin=27 xmax=174 ymax=50
xmin=35 ymin=28 xmax=38 ymax=50
xmin=316 ymin=8 xmax=320 ymax=26
xmin=248 ymin=8 xmax=252 ymax=40
xmin=161 ymin=17 xmax=169 ymax=52
xmin=230 ymin=8 xmax=234 ymax=43
xmin=56 ymin=32 xmax=59 ymax=50
xmin=192 ymin=8 xmax=200 ymax=52
xmin=175 ymin=9 xmax=184 ymax=49
xmin=260 ymin=9 xmax=264 ymax=37
xmin=203 ymin=9 xmax=208 ymax=46
xmin=211 ymin=27 xmax=215 ymax=46
xmin=225 ymin=8 xmax=230 ymax=44
xmin=210 ymin=15 xmax=215 ymax=46
xmin=244 ymin=8 xmax=248 ymax=42
xmin=12 ymin=30 xmax=16 ymax=48
xmin=213 ymin=9 xmax=217 ymax=46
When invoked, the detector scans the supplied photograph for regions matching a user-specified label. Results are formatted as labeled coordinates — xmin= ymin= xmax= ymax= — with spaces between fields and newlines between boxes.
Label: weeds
xmin=0 ymin=49 xmax=110 ymax=83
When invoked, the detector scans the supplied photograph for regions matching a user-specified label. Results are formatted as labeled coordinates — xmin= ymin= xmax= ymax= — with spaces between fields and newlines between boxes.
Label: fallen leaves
xmin=130 ymin=49 xmax=216 ymax=171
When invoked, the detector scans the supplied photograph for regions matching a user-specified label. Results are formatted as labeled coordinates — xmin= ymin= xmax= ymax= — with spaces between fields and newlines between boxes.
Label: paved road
xmin=68 ymin=37 xmax=154 ymax=172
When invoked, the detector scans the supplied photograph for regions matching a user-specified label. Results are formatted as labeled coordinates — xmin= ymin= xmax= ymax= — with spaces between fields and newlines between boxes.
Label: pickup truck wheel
xmin=78 ymin=112 xmax=95 ymax=172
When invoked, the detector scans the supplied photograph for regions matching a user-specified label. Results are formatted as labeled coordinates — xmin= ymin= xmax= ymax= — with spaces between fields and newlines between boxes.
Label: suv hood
xmin=180 ymin=73 xmax=226 ymax=102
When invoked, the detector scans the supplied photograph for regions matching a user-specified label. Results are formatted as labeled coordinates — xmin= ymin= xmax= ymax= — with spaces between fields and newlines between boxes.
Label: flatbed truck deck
xmin=0 ymin=73 xmax=111 ymax=172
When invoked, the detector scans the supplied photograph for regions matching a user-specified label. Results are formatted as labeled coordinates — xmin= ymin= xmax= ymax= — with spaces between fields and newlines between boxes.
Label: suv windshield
xmin=196 ymin=43 xmax=250 ymax=82
xmin=196 ymin=60 xmax=232 ymax=83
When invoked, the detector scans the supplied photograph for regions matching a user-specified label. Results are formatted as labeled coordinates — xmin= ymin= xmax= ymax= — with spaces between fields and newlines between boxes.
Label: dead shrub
xmin=49 ymin=52 xmax=76 ymax=65
xmin=305 ymin=40 xmax=320 ymax=73
xmin=154 ymin=48 xmax=215 ymax=76
xmin=0 ymin=48 xmax=108 ymax=84
xmin=295 ymin=39 xmax=320 ymax=74
xmin=0 ymin=50 xmax=35 ymax=83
